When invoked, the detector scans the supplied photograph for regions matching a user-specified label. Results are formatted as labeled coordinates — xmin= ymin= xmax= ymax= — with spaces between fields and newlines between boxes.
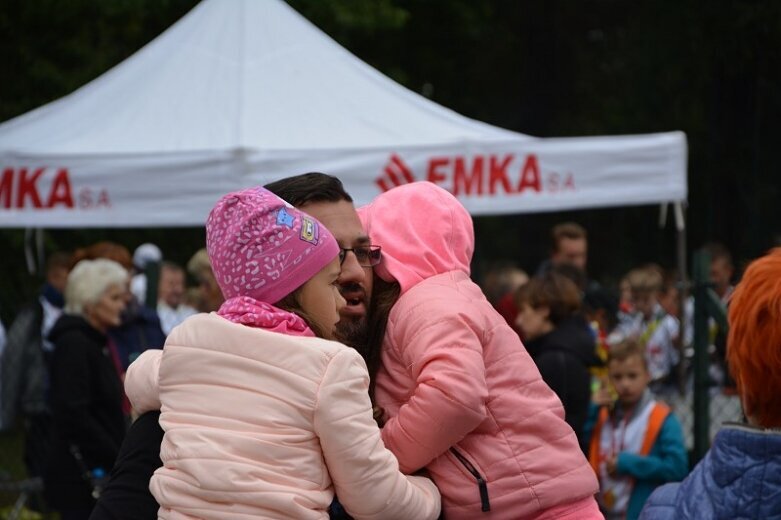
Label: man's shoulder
xmin=53 ymin=327 xmax=95 ymax=350
xmin=89 ymin=411 xmax=163 ymax=520
xmin=127 ymin=410 xmax=164 ymax=446
xmin=535 ymin=259 xmax=554 ymax=277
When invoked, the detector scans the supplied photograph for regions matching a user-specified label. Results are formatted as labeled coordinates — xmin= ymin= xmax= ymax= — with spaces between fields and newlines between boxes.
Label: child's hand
xmin=606 ymin=455 xmax=618 ymax=476
xmin=592 ymin=386 xmax=612 ymax=407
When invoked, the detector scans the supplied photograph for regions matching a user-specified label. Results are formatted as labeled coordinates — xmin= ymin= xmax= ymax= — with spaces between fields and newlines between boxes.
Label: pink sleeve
xmin=381 ymin=315 xmax=488 ymax=473
xmin=314 ymin=349 xmax=441 ymax=520
xmin=124 ymin=349 xmax=162 ymax=414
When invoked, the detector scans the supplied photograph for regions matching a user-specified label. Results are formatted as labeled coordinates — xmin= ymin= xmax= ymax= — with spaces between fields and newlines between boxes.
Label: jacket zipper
xmin=450 ymin=447 xmax=490 ymax=512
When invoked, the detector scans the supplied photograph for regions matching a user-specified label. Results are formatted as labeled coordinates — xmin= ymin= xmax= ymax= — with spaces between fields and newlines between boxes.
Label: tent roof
xmin=0 ymin=0 xmax=526 ymax=156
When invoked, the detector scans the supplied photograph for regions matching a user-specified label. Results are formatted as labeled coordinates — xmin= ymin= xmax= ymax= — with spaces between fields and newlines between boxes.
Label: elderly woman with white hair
xmin=43 ymin=258 xmax=129 ymax=520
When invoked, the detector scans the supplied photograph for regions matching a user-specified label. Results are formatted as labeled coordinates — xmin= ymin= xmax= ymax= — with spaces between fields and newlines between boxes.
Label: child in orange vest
xmin=587 ymin=339 xmax=688 ymax=520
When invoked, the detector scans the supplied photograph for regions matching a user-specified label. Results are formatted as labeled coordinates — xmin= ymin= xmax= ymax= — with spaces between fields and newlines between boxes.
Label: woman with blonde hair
xmin=44 ymin=259 xmax=129 ymax=520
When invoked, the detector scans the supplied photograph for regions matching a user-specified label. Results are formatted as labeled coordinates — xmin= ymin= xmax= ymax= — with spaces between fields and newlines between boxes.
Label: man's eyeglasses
xmin=338 ymin=245 xmax=382 ymax=267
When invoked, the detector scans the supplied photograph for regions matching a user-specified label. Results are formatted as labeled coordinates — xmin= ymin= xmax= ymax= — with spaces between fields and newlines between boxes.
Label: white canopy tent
xmin=0 ymin=0 xmax=686 ymax=228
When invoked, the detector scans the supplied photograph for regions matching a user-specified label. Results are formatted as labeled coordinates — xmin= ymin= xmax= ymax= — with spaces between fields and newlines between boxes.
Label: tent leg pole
xmin=674 ymin=202 xmax=688 ymax=395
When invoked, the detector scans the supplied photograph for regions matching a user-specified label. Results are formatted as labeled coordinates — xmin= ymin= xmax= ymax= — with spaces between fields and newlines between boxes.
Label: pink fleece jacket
xmin=124 ymin=313 xmax=441 ymax=520
xmin=360 ymin=182 xmax=601 ymax=520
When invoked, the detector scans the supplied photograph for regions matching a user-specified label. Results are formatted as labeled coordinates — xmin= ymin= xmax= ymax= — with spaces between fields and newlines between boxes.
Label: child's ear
xmin=642 ymin=365 xmax=653 ymax=385
xmin=540 ymin=305 xmax=552 ymax=322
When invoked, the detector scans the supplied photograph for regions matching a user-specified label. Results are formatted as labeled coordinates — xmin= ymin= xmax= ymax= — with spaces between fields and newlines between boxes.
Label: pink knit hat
xmin=206 ymin=187 xmax=340 ymax=305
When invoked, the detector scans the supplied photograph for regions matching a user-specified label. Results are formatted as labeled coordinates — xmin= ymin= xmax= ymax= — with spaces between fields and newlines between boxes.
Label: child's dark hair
xmin=515 ymin=271 xmax=581 ymax=325
xmin=583 ymin=287 xmax=619 ymax=330
xmin=551 ymin=263 xmax=587 ymax=292
xmin=363 ymin=274 xmax=402 ymax=401
xmin=608 ymin=338 xmax=648 ymax=369
xmin=550 ymin=222 xmax=587 ymax=253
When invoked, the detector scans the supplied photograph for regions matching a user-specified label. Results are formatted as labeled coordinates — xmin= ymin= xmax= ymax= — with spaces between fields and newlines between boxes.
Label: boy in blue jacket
xmin=587 ymin=339 xmax=688 ymax=519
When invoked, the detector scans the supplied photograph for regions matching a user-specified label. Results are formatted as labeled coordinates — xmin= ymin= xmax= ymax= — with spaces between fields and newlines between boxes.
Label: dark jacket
xmin=44 ymin=314 xmax=126 ymax=511
xmin=1 ymin=299 xmax=50 ymax=428
xmin=89 ymin=411 xmax=163 ymax=520
xmin=525 ymin=315 xmax=601 ymax=449
xmin=640 ymin=423 xmax=781 ymax=520
xmin=109 ymin=299 xmax=166 ymax=371
xmin=1 ymin=298 xmax=54 ymax=478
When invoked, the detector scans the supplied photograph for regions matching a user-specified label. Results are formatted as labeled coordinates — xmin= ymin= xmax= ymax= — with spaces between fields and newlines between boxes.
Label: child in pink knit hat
xmin=205 ymin=186 xmax=343 ymax=337
xmin=124 ymin=187 xmax=441 ymax=520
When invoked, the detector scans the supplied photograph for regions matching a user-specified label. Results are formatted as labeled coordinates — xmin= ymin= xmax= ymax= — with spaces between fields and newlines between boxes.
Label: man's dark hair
xmin=159 ymin=260 xmax=184 ymax=274
xmin=550 ymin=222 xmax=587 ymax=253
xmin=264 ymin=172 xmax=353 ymax=207
xmin=46 ymin=251 xmax=71 ymax=273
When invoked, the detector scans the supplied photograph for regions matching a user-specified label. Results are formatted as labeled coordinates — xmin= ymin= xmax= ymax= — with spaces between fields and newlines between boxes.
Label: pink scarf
xmin=217 ymin=296 xmax=315 ymax=337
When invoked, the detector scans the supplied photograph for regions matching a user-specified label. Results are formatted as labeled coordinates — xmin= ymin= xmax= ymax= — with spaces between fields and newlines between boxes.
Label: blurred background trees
xmin=1 ymin=0 xmax=779 ymax=320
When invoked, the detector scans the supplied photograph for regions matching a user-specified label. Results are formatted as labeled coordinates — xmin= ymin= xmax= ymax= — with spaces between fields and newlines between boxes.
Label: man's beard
xmin=336 ymin=281 xmax=369 ymax=352
xmin=335 ymin=316 xmax=369 ymax=353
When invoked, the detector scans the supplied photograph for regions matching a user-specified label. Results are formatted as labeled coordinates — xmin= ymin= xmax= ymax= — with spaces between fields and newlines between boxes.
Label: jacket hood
xmin=48 ymin=313 xmax=105 ymax=344
xmin=358 ymin=182 xmax=474 ymax=294
xmin=525 ymin=316 xmax=601 ymax=367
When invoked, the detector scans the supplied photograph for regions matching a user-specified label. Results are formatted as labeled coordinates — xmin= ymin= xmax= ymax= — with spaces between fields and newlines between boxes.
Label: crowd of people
xmin=0 ymin=173 xmax=777 ymax=520
xmin=0 ymin=240 xmax=214 ymax=518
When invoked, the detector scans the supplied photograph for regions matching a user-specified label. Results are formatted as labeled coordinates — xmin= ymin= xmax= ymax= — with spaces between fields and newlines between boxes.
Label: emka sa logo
xmin=0 ymin=167 xmax=111 ymax=209
xmin=376 ymin=153 xmax=575 ymax=196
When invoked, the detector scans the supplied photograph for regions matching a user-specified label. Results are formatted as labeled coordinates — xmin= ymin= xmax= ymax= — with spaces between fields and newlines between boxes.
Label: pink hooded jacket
xmin=124 ymin=313 xmax=441 ymax=520
xmin=360 ymin=182 xmax=600 ymax=520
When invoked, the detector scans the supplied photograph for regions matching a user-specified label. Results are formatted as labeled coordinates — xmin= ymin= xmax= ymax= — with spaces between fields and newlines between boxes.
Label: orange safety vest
xmin=588 ymin=401 xmax=671 ymax=476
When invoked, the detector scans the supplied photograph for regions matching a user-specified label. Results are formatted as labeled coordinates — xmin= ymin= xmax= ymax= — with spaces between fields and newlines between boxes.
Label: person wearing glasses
xmin=90 ymin=174 xmax=386 ymax=520
xmin=120 ymin=186 xmax=440 ymax=519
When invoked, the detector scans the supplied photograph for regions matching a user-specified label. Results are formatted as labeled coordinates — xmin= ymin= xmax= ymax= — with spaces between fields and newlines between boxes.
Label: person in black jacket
xmin=67 ymin=241 xmax=166 ymax=419
xmin=515 ymin=271 xmax=602 ymax=452
xmin=88 ymin=411 xmax=163 ymax=520
xmin=45 ymin=259 xmax=129 ymax=520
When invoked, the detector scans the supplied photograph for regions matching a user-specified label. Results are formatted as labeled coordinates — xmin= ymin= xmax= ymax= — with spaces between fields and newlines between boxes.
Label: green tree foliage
xmin=0 ymin=0 xmax=198 ymax=122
